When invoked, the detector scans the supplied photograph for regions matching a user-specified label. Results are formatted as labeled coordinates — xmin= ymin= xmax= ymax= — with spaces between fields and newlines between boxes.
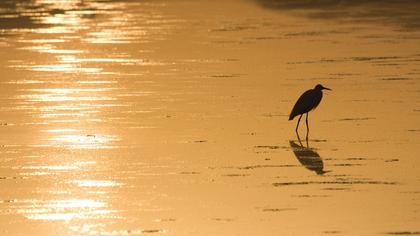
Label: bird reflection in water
xmin=289 ymin=138 xmax=327 ymax=175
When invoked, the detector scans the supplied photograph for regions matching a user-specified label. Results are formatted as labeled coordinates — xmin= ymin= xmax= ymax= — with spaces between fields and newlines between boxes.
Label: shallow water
xmin=0 ymin=0 xmax=419 ymax=235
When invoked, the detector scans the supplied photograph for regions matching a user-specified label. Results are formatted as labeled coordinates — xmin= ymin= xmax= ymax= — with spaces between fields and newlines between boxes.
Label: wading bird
xmin=289 ymin=84 xmax=331 ymax=138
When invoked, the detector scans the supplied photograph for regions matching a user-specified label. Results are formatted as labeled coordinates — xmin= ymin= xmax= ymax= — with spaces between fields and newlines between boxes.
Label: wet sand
xmin=1 ymin=0 xmax=420 ymax=235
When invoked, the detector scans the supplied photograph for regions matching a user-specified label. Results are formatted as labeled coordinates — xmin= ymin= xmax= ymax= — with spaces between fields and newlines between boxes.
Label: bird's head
xmin=315 ymin=84 xmax=331 ymax=91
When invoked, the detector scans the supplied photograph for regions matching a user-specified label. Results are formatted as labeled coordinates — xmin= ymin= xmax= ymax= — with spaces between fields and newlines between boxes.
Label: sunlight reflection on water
xmin=16 ymin=199 xmax=110 ymax=221
xmin=69 ymin=180 xmax=122 ymax=188
xmin=48 ymin=134 xmax=120 ymax=149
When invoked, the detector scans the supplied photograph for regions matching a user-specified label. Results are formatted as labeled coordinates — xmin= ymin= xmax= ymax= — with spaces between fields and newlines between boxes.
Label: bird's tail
xmin=288 ymin=112 xmax=295 ymax=120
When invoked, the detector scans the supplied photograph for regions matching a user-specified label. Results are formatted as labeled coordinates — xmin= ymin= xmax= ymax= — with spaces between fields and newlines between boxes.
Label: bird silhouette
xmin=289 ymin=84 xmax=331 ymax=139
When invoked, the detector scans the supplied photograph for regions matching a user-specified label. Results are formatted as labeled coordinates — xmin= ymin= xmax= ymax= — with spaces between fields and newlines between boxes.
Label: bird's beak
xmin=323 ymin=87 xmax=331 ymax=91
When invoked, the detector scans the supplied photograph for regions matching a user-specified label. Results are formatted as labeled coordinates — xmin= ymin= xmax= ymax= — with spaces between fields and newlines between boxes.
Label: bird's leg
xmin=296 ymin=115 xmax=302 ymax=134
xmin=305 ymin=112 xmax=309 ymax=141
xmin=296 ymin=131 xmax=303 ymax=146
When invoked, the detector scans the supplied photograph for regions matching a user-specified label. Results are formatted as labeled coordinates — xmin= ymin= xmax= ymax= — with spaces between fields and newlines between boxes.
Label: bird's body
xmin=289 ymin=88 xmax=323 ymax=120
xmin=289 ymin=84 xmax=331 ymax=138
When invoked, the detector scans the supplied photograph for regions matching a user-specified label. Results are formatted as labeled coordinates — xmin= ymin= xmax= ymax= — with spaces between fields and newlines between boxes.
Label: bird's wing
xmin=289 ymin=90 xmax=314 ymax=120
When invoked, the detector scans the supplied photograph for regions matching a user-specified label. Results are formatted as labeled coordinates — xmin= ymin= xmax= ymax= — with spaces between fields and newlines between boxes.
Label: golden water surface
xmin=1 ymin=0 xmax=420 ymax=235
